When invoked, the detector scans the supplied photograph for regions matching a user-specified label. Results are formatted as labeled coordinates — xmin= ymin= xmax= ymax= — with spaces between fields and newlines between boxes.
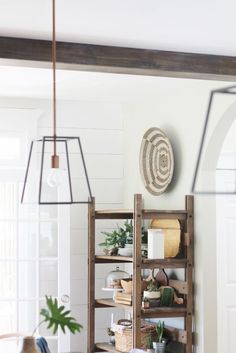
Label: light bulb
xmin=47 ymin=168 xmax=64 ymax=188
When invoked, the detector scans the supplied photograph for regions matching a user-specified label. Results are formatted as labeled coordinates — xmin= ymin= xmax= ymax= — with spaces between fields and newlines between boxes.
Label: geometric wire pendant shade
xmin=192 ymin=85 xmax=236 ymax=194
xmin=21 ymin=136 xmax=93 ymax=204
xmin=21 ymin=0 xmax=92 ymax=204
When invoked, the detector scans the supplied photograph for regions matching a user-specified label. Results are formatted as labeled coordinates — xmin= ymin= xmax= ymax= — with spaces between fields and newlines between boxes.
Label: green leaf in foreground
xmin=40 ymin=296 xmax=83 ymax=335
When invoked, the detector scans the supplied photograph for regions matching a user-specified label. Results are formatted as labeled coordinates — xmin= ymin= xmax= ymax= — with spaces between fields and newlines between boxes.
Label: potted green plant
xmin=117 ymin=220 xmax=133 ymax=256
xmin=99 ymin=220 xmax=133 ymax=256
xmin=152 ymin=321 xmax=166 ymax=353
xmin=146 ymin=333 xmax=155 ymax=353
xmin=20 ymin=296 xmax=82 ymax=353
xmin=143 ymin=281 xmax=161 ymax=300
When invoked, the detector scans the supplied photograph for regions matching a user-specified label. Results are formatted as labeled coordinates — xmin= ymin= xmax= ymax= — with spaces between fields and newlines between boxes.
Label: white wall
xmin=122 ymin=78 xmax=219 ymax=353
xmin=0 ymin=97 xmax=126 ymax=352
xmin=1 ymin=75 xmax=228 ymax=353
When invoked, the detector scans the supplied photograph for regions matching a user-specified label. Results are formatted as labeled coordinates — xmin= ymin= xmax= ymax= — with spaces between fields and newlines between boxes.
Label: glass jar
xmin=105 ymin=266 xmax=130 ymax=289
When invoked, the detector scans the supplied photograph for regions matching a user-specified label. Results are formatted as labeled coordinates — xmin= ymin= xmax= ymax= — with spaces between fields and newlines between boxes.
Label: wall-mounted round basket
xmin=139 ymin=127 xmax=174 ymax=195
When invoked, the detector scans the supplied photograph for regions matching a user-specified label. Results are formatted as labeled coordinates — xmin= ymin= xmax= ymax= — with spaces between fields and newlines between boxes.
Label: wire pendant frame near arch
xmin=192 ymin=84 xmax=236 ymax=194
xmin=139 ymin=127 xmax=174 ymax=195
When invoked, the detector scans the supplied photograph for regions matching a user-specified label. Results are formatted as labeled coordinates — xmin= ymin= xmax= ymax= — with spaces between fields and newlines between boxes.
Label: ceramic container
xmin=143 ymin=289 xmax=161 ymax=299
xmin=20 ymin=337 xmax=39 ymax=353
xmin=153 ymin=341 xmax=166 ymax=353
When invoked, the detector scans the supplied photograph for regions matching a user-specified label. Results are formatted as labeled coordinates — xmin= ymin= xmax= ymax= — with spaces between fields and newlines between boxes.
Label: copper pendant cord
xmin=52 ymin=0 xmax=57 ymax=158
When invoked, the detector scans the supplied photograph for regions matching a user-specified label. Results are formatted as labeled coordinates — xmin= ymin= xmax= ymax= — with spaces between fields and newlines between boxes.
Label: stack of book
xmin=114 ymin=292 xmax=132 ymax=306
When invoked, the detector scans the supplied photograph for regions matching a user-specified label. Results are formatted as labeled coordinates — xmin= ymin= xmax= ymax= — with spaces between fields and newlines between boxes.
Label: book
xmin=115 ymin=292 xmax=132 ymax=300
xmin=114 ymin=299 xmax=132 ymax=306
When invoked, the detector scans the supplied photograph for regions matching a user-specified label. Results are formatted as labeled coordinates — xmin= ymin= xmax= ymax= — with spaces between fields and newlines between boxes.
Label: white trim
xmin=58 ymin=187 xmax=71 ymax=352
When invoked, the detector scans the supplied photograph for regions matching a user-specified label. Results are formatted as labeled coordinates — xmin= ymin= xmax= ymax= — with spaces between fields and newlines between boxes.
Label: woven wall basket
xmin=139 ymin=127 xmax=174 ymax=196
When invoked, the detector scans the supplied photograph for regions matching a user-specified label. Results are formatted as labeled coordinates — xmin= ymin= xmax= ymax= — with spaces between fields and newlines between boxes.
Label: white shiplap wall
xmin=39 ymin=100 xmax=125 ymax=352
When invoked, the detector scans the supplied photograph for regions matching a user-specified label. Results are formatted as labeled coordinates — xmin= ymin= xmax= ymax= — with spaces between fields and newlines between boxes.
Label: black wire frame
xmin=192 ymin=85 xmax=236 ymax=195
xmin=21 ymin=136 xmax=93 ymax=204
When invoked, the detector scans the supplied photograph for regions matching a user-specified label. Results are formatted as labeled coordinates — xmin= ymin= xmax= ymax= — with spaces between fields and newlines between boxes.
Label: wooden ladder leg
xmin=88 ymin=197 xmax=96 ymax=353
xmin=185 ymin=195 xmax=194 ymax=353
xmin=133 ymin=193 xmax=142 ymax=349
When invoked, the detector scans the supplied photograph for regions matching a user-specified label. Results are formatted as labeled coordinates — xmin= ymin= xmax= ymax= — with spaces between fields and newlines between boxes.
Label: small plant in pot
xmin=99 ymin=229 xmax=125 ymax=256
xmin=153 ymin=321 xmax=166 ymax=353
xmin=143 ymin=281 xmax=161 ymax=300
xmin=20 ymin=296 xmax=82 ymax=353
xmin=142 ymin=296 xmax=150 ymax=309
xmin=146 ymin=333 xmax=155 ymax=353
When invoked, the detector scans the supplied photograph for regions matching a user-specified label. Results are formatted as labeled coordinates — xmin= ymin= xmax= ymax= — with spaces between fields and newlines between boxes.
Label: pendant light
xmin=21 ymin=0 xmax=92 ymax=204
xmin=192 ymin=84 xmax=236 ymax=194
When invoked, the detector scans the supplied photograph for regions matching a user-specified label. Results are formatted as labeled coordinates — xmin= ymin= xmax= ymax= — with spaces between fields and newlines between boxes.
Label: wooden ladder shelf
xmin=87 ymin=194 xmax=194 ymax=353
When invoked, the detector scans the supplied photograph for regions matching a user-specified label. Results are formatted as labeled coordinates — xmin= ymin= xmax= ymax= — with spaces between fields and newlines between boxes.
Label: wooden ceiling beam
xmin=0 ymin=36 xmax=236 ymax=81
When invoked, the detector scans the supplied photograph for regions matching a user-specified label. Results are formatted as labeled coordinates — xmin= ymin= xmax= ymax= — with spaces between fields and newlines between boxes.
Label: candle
xmin=111 ymin=312 xmax=114 ymax=327
xmin=148 ymin=228 xmax=164 ymax=259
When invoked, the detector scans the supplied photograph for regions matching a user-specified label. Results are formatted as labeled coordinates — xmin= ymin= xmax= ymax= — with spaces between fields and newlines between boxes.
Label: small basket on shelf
xmin=114 ymin=321 xmax=156 ymax=353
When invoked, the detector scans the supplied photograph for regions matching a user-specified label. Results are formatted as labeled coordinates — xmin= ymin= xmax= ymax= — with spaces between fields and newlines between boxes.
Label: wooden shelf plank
xmin=142 ymin=209 xmax=187 ymax=220
xmin=95 ymin=255 xmax=133 ymax=263
xmin=95 ymin=210 xmax=133 ymax=219
xmin=95 ymin=256 xmax=187 ymax=267
xmin=95 ymin=343 xmax=120 ymax=353
xmin=142 ymin=306 xmax=187 ymax=318
xmin=95 ymin=299 xmax=186 ymax=318
xmin=95 ymin=209 xmax=188 ymax=220
xmin=95 ymin=299 xmax=132 ymax=309
xmin=142 ymin=258 xmax=187 ymax=269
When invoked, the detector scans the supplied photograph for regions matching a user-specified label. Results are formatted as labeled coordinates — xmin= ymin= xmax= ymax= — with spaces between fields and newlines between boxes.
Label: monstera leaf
xmin=40 ymin=296 xmax=83 ymax=334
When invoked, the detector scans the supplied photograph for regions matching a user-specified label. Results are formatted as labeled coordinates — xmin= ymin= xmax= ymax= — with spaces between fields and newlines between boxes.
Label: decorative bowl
xmin=121 ymin=278 xmax=150 ymax=294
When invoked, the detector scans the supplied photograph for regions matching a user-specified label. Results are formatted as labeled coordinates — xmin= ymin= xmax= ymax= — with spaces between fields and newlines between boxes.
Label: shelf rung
xmin=142 ymin=258 xmax=187 ymax=269
xmin=95 ymin=256 xmax=188 ymax=267
xmin=141 ymin=306 xmax=187 ymax=318
xmin=94 ymin=209 xmax=188 ymax=220
xmin=95 ymin=210 xmax=133 ymax=219
xmin=95 ymin=255 xmax=133 ymax=263
xmin=142 ymin=210 xmax=187 ymax=220
xmin=95 ymin=299 xmax=187 ymax=318
xmin=95 ymin=342 xmax=119 ymax=352
xmin=95 ymin=298 xmax=132 ymax=310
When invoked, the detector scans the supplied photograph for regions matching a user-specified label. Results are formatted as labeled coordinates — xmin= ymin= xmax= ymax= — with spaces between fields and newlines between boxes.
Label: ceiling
xmin=0 ymin=1 xmax=234 ymax=101
xmin=0 ymin=65 xmax=230 ymax=102
xmin=1 ymin=0 xmax=236 ymax=56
